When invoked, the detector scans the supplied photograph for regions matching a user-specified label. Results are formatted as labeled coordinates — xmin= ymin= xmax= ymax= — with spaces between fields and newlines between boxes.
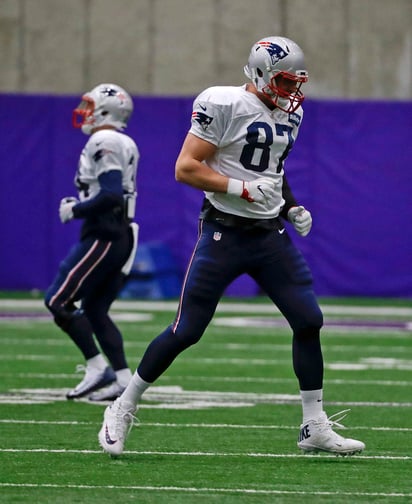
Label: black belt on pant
xmin=200 ymin=199 xmax=283 ymax=232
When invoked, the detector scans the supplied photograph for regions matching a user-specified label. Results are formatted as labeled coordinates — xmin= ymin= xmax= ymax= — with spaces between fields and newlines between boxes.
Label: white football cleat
xmin=89 ymin=381 xmax=126 ymax=402
xmin=66 ymin=365 xmax=116 ymax=399
xmin=298 ymin=410 xmax=365 ymax=456
xmin=98 ymin=398 xmax=137 ymax=456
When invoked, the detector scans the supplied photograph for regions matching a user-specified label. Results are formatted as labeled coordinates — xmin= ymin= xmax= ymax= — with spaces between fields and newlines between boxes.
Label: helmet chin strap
xmin=262 ymin=87 xmax=289 ymax=110
xmin=274 ymin=95 xmax=292 ymax=111
xmin=81 ymin=123 xmax=94 ymax=135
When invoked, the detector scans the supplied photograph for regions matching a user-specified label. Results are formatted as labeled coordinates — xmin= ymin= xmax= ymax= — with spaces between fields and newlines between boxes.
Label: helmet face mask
xmin=72 ymin=83 xmax=133 ymax=135
xmin=72 ymin=96 xmax=95 ymax=132
xmin=262 ymin=72 xmax=306 ymax=113
xmin=244 ymin=37 xmax=308 ymax=113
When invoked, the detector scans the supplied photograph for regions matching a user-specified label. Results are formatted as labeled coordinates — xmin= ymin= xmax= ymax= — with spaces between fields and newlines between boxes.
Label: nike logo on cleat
xmin=298 ymin=424 xmax=310 ymax=442
xmin=105 ymin=426 xmax=117 ymax=445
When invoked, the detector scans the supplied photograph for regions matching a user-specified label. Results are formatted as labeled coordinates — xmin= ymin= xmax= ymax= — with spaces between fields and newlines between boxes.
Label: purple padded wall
xmin=0 ymin=93 xmax=411 ymax=297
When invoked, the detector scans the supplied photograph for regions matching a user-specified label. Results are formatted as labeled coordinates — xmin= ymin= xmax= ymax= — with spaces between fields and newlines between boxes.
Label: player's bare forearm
xmin=175 ymin=158 xmax=228 ymax=192
xmin=175 ymin=133 xmax=228 ymax=192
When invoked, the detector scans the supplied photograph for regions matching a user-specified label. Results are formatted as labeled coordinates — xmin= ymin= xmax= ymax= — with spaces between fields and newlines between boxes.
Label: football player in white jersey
xmin=98 ymin=38 xmax=365 ymax=456
xmin=45 ymin=83 xmax=139 ymax=401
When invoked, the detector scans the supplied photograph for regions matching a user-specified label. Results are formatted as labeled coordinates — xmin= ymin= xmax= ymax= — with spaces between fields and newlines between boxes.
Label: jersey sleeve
xmin=72 ymin=171 xmax=123 ymax=219
xmin=188 ymin=89 xmax=230 ymax=146
xmin=279 ymin=110 xmax=303 ymax=219
xmin=279 ymin=174 xmax=298 ymax=219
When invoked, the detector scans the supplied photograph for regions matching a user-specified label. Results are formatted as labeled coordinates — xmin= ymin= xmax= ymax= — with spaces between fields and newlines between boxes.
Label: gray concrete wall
xmin=0 ymin=0 xmax=411 ymax=98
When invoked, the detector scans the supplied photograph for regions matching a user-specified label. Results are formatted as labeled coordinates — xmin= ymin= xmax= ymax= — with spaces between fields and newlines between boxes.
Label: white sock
xmin=120 ymin=371 xmax=151 ymax=407
xmin=115 ymin=368 xmax=133 ymax=387
xmin=87 ymin=354 xmax=107 ymax=371
xmin=300 ymin=389 xmax=323 ymax=422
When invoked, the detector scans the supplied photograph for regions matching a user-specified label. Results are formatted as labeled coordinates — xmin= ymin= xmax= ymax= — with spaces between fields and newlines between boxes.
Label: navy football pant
xmin=138 ymin=220 xmax=324 ymax=390
xmin=45 ymin=232 xmax=132 ymax=370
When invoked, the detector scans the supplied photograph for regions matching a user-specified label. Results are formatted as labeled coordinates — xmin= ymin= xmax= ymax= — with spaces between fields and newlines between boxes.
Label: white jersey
xmin=75 ymin=129 xmax=139 ymax=206
xmin=189 ymin=85 xmax=303 ymax=219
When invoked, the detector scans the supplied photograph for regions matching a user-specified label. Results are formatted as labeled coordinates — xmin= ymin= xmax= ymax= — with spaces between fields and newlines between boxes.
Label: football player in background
xmin=45 ymin=83 xmax=139 ymax=401
xmin=98 ymin=38 xmax=365 ymax=455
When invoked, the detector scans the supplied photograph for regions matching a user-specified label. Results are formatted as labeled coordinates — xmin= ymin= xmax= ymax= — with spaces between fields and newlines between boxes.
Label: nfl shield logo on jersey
xmin=213 ymin=232 xmax=222 ymax=241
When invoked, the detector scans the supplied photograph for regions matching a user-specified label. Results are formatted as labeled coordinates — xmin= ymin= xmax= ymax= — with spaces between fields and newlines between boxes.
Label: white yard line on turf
xmin=1 ymin=419 xmax=411 ymax=432
xmin=0 ymin=448 xmax=411 ymax=462
xmin=1 ymin=298 xmax=412 ymax=317
xmin=0 ymin=482 xmax=411 ymax=499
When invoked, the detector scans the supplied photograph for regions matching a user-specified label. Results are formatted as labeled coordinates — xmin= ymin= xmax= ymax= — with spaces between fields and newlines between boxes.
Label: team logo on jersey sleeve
xmin=93 ymin=148 xmax=114 ymax=162
xmin=213 ymin=232 xmax=222 ymax=241
xmin=192 ymin=110 xmax=213 ymax=131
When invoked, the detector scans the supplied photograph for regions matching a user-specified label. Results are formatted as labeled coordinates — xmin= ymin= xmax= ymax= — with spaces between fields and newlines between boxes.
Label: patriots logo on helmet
xmin=101 ymin=86 xmax=126 ymax=104
xmin=101 ymin=87 xmax=118 ymax=97
xmin=192 ymin=111 xmax=213 ymax=131
xmin=258 ymin=41 xmax=288 ymax=65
